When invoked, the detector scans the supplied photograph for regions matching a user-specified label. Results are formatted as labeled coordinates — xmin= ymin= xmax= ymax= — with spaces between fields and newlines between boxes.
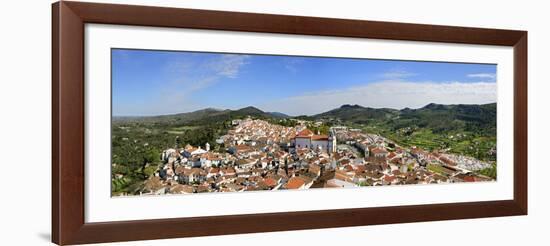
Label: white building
xmin=290 ymin=128 xmax=336 ymax=152
xmin=162 ymin=148 xmax=177 ymax=162
xmin=182 ymin=145 xmax=207 ymax=158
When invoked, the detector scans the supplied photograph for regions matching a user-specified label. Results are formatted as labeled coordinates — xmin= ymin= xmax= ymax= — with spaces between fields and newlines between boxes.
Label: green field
xmin=363 ymin=122 xmax=496 ymax=162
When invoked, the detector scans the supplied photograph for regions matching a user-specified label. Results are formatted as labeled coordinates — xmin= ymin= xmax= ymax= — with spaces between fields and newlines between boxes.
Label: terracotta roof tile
xmin=284 ymin=177 xmax=305 ymax=189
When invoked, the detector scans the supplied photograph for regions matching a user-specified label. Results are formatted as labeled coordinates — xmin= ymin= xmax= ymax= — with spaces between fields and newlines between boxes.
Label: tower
xmin=175 ymin=136 xmax=181 ymax=149
xmin=328 ymin=129 xmax=337 ymax=153
xmin=205 ymin=142 xmax=210 ymax=152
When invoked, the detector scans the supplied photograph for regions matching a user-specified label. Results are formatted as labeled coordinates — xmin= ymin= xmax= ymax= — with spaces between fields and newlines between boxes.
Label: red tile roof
xmin=439 ymin=156 xmax=456 ymax=166
xmin=384 ymin=175 xmax=396 ymax=183
xmin=295 ymin=129 xmax=314 ymax=138
xmin=371 ymin=147 xmax=388 ymax=154
xmin=284 ymin=177 xmax=305 ymax=189
xmin=311 ymin=135 xmax=329 ymax=140
xmin=463 ymin=176 xmax=477 ymax=182
xmin=235 ymin=145 xmax=252 ymax=151
xmin=343 ymin=165 xmax=354 ymax=172
xmin=263 ymin=177 xmax=278 ymax=187
xmin=392 ymin=170 xmax=404 ymax=176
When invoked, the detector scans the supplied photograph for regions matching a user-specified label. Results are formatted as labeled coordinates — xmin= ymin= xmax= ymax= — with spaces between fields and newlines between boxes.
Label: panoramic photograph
xmin=111 ymin=48 xmax=497 ymax=196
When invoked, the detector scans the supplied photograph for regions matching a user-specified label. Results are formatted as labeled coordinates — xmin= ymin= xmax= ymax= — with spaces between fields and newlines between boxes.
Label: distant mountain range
xmin=313 ymin=104 xmax=398 ymax=121
xmin=113 ymin=106 xmax=288 ymax=124
xmin=114 ymin=102 xmax=496 ymax=136
xmin=313 ymin=102 xmax=496 ymax=135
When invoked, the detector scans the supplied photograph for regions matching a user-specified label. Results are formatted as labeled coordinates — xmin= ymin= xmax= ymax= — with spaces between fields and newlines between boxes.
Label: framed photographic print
xmin=52 ymin=1 xmax=527 ymax=245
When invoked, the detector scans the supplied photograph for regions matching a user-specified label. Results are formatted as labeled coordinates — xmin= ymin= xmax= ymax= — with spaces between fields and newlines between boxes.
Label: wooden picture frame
xmin=52 ymin=1 xmax=527 ymax=245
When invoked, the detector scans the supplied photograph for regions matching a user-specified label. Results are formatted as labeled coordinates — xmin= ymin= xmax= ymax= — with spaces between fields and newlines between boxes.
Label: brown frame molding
xmin=52 ymin=1 xmax=527 ymax=245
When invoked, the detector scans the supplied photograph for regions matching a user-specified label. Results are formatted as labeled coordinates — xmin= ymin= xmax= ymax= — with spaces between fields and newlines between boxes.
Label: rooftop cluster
xmin=134 ymin=118 xmax=493 ymax=195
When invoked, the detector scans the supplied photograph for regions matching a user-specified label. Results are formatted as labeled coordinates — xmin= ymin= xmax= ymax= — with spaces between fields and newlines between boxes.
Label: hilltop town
xmin=134 ymin=118 xmax=494 ymax=195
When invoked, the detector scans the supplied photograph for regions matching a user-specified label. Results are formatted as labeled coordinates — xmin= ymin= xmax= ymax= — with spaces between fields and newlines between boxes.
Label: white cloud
xmin=284 ymin=58 xmax=304 ymax=73
xmin=259 ymin=81 xmax=497 ymax=116
xmin=379 ymin=70 xmax=417 ymax=80
xmin=467 ymin=73 xmax=496 ymax=80
xmin=122 ymin=54 xmax=250 ymax=116
xmin=174 ymin=54 xmax=250 ymax=89
xmin=209 ymin=54 xmax=250 ymax=78
xmin=170 ymin=54 xmax=250 ymax=86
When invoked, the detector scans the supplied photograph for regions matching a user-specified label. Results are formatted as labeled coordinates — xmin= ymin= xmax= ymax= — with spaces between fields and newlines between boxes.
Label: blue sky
xmin=112 ymin=49 xmax=497 ymax=116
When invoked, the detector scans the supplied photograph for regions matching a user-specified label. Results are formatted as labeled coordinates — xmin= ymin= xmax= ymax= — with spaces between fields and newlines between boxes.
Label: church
xmin=290 ymin=128 xmax=336 ymax=153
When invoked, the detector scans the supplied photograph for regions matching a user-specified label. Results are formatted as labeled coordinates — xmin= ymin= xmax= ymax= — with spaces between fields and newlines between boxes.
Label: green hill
xmin=314 ymin=104 xmax=399 ymax=123
xmin=113 ymin=106 xmax=273 ymax=125
xmin=314 ymin=103 xmax=496 ymax=161
xmin=314 ymin=103 xmax=496 ymax=136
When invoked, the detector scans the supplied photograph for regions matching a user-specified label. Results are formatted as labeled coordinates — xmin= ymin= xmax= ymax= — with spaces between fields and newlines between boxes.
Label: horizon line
xmin=112 ymin=102 xmax=497 ymax=118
